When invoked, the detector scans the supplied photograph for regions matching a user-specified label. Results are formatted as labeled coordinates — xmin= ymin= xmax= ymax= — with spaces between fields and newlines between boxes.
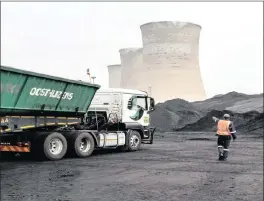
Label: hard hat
xmin=223 ymin=114 xmax=230 ymax=118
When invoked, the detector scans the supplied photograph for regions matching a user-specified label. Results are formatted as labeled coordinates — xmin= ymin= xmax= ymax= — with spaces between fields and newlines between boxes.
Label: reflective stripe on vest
xmin=217 ymin=120 xmax=231 ymax=136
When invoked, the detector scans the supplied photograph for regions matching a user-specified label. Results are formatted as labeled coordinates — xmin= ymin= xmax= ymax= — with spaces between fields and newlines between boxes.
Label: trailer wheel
xmin=72 ymin=133 xmax=95 ymax=157
xmin=43 ymin=132 xmax=67 ymax=160
xmin=128 ymin=130 xmax=141 ymax=151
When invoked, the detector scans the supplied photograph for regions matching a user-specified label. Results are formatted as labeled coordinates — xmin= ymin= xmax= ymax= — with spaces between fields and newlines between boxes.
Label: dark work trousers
xmin=217 ymin=135 xmax=231 ymax=149
xmin=217 ymin=135 xmax=231 ymax=160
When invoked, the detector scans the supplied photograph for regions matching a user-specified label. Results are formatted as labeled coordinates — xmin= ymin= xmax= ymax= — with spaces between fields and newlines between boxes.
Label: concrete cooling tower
xmin=140 ymin=21 xmax=207 ymax=102
xmin=119 ymin=48 xmax=143 ymax=89
xmin=107 ymin=64 xmax=122 ymax=88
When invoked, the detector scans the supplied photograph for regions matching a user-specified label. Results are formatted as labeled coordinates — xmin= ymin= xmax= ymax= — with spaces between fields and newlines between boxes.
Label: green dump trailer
xmin=0 ymin=66 xmax=99 ymax=116
xmin=0 ymin=66 xmax=102 ymax=160
xmin=0 ymin=66 xmax=155 ymax=160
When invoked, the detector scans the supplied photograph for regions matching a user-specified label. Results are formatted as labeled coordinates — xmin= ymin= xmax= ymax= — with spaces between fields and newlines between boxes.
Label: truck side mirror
xmin=149 ymin=97 xmax=155 ymax=111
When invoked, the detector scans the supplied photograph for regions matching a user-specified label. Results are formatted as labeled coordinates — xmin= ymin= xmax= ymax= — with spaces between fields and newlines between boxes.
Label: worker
xmin=212 ymin=114 xmax=237 ymax=161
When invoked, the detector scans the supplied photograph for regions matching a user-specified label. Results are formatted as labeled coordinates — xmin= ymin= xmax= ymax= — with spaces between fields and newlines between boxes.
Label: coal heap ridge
xmin=150 ymin=99 xmax=202 ymax=132
xmin=150 ymin=92 xmax=263 ymax=134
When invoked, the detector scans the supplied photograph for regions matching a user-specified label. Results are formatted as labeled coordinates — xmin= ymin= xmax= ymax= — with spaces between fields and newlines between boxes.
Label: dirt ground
xmin=0 ymin=132 xmax=263 ymax=201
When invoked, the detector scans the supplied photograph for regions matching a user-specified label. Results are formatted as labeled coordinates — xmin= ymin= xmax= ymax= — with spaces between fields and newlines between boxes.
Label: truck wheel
xmin=72 ymin=133 xmax=95 ymax=157
xmin=128 ymin=130 xmax=141 ymax=151
xmin=43 ymin=132 xmax=67 ymax=161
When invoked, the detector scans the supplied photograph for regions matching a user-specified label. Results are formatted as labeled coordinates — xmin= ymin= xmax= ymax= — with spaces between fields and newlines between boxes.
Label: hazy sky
xmin=1 ymin=2 xmax=263 ymax=98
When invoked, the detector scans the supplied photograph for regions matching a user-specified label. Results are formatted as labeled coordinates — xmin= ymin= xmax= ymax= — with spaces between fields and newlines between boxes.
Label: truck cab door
xmin=123 ymin=94 xmax=151 ymax=127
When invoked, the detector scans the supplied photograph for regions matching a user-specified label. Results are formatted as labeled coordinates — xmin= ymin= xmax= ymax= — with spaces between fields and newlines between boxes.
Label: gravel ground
xmin=0 ymin=132 xmax=263 ymax=201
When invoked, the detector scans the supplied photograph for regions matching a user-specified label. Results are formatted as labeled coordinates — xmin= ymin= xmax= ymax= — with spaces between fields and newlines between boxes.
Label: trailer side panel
xmin=0 ymin=66 xmax=100 ymax=115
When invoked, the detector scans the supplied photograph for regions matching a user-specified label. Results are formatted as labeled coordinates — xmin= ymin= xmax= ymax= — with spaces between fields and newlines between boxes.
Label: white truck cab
xmin=88 ymin=88 xmax=156 ymax=144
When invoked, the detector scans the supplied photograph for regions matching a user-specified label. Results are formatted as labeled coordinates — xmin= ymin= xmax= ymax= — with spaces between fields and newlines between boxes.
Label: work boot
xmin=223 ymin=150 xmax=229 ymax=160
xmin=218 ymin=146 xmax=223 ymax=160
xmin=218 ymin=153 xmax=224 ymax=160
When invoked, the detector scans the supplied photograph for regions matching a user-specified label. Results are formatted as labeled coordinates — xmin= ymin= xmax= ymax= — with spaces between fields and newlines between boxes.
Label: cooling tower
xmin=119 ymin=48 xmax=143 ymax=89
xmin=107 ymin=64 xmax=122 ymax=88
xmin=140 ymin=21 xmax=207 ymax=102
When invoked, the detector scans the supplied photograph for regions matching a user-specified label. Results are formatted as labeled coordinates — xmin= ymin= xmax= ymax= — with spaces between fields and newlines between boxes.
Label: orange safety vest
xmin=217 ymin=120 xmax=231 ymax=136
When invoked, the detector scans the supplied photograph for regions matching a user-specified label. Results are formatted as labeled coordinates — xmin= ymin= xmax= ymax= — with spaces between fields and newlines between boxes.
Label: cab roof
xmin=97 ymin=88 xmax=147 ymax=96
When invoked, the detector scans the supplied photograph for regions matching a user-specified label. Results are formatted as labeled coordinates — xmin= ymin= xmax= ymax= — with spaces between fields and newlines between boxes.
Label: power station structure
xmin=107 ymin=64 xmax=122 ymax=88
xmin=140 ymin=21 xmax=206 ymax=102
xmin=108 ymin=21 xmax=207 ymax=102
xmin=119 ymin=48 xmax=142 ymax=89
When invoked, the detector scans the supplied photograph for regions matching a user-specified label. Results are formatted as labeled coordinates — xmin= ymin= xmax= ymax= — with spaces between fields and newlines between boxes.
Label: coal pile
xmin=192 ymin=92 xmax=263 ymax=114
xmin=236 ymin=112 xmax=264 ymax=133
xmin=226 ymin=97 xmax=263 ymax=113
xmin=150 ymin=99 xmax=202 ymax=132
xmin=150 ymin=92 xmax=263 ymax=133
xmin=176 ymin=110 xmax=263 ymax=133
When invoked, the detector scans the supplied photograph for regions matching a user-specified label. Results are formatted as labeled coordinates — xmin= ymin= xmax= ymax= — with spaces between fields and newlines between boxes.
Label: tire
xmin=127 ymin=130 xmax=141 ymax=151
xmin=42 ymin=132 xmax=67 ymax=161
xmin=70 ymin=133 xmax=95 ymax=158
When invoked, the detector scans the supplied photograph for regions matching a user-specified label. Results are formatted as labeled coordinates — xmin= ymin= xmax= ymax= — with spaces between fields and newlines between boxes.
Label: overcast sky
xmin=1 ymin=2 xmax=263 ymax=98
